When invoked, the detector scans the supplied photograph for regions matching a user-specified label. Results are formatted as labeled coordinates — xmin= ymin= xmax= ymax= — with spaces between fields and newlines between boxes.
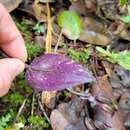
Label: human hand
xmin=0 ymin=3 xmax=27 ymax=97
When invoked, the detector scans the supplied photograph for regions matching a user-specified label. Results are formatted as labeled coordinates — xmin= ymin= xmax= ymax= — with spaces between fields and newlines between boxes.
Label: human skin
xmin=0 ymin=3 xmax=27 ymax=97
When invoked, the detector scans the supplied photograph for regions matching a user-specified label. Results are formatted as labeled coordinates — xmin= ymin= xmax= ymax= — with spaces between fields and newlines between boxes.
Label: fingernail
xmin=13 ymin=60 xmax=25 ymax=77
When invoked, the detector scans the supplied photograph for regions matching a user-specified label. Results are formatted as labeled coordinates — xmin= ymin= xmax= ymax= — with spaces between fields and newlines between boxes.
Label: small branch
xmin=66 ymin=88 xmax=91 ymax=98
xmin=14 ymin=99 xmax=27 ymax=122
xmin=66 ymin=87 xmax=117 ymax=114
xmin=66 ymin=88 xmax=96 ymax=107
xmin=45 ymin=1 xmax=52 ymax=53
xmin=31 ymin=92 xmax=35 ymax=116
xmin=54 ymin=31 xmax=62 ymax=53
xmin=38 ymin=99 xmax=50 ymax=123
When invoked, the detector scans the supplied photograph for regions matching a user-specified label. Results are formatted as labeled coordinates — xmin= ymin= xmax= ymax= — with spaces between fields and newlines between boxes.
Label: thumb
xmin=0 ymin=58 xmax=25 ymax=97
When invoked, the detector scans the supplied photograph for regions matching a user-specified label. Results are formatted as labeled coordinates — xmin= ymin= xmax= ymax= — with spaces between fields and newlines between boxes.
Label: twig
xmin=66 ymin=88 xmax=90 ymax=97
xmin=54 ymin=31 xmax=62 ymax=53
xmin=52 ymin=29 xmax=59 ymax=37
xmin=14 ymin=99 xmax=27 ymax=122
xmin=66 ymin=88 xmax=96 ymax=107
xmin=38 ymin=100 xmax=50 ymax=123
xmin=45 ymin=1 xmax=52 ymax=53
xmin=31 ymin=92 xmax=35 ymax=116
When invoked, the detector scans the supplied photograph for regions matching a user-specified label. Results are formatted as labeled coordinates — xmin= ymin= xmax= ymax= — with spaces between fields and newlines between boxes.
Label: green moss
xmin=8 ymin=92 xmax=24 ymax=105
xmin=12 ymin=17 xmax=30 ymax=39
xmin=13 ymin=16 xmax=43 ymax=62
xmin=68 ymin=48 xmax=90 ymax=63
xmin=16 ymin=72 xmax=33 ymax=93
xmin=28 ymin=115 xmax=49 ymax=129
xmin=25 ymin=42 xmax=43 ymax=62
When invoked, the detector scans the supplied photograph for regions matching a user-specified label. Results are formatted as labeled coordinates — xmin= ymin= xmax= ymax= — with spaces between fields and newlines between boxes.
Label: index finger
xmin=0 ymin=3 xmax=27 ymax=61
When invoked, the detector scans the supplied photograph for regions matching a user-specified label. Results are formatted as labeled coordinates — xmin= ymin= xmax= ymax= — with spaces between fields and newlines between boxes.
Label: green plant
xmin=8 ymin=92 xmax=24 ymax=105
xmin=13 ymin=17 xmax=30 ymax=39
xmin=16 ymin=72 xmax=33 ymax=93
xmin=28 ymin=115 xmax=49 ymax=129
xmin=26 ymin=42 xmax=43 ymax=62
xmin=0 ymin=109 xmax=17 ymax=130
xmin=119 ymin=0 xmax=127 ymax=6
xmin=9 ymin=15 xmax=93 ymax=129
xmin=33 ymin=23 xmax=45 ymax=33
xmin=57 ymin=10 xmax=82 ymax=40
xmin=120 ymin=4 xmax=130 ymax=23
xmin=96 ymin=46 xmax=130 ymax=70
xmin=68 ymin=48 xmax=90 ymax=63
xmin=13 ymin=16 xmax=43 ymax=62
xmin=0 ymin=113 xmax=11 ymax=129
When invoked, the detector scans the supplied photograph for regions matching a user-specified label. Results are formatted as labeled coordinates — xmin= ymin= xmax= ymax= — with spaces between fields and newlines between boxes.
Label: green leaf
xmin=0 ymin=113 xmax=11 ymax=127
xmin=57 ymin=11 xmax=82 ymax=40
xmin=96 ymin=47 xmax=108 ymax=56
xmin=33 ymin=23 xmax=45 ymax=33
xmin=119 ymin=0 xmax=127 ymax=6
xmin=96 ymin=47 xmax=117 ymax=63
xmin=128 ymin=4 xmax=130 ymax=15
xmin=120 ymin=15 xmax=130 ymax=23
xmin=96 ymin=47 xmax=130 ymax=70
xmin=116 ymin=51 xmax=130 ymax=70
xmin=25 ymin=42 xmax=43 ymax=62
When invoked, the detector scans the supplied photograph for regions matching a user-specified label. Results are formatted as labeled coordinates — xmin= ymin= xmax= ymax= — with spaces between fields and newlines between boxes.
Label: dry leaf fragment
xmin=92 ymin=76 xmax=125 ymax=130
xmin=33 ymin=0 xmax=47 ymax=22
xmin=41 ymin=91 xmax=57 ymax=109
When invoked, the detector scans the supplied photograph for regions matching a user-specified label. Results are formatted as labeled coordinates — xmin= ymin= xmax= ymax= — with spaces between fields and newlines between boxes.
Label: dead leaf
xmin=41 ymin=91 xmax=57 ymax=109
xmin=79 ymin=17 xmax=112 ymax=46
xmin=92 ymin=76 xmax=125 ymax=130
xmin=50 ymin=97 xmax=86 ymax=130
xmin=33 ymin=0 xmax=47 ymax=22
xmin=85 ymin=0 xmax=97 ymax=13
xmin=69 ymin=0 xmax=86 ymax=15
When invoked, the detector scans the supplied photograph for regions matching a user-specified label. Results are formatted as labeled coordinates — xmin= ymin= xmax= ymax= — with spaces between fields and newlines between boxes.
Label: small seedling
xmin=33 ymin=23 xmax=45 ymax=34
xmin=57 ymin=10 xmax=82 ymax=40
xmin=96 ymin=46 xmax=130 ymax=70
xmin=25 ymin=54 xmax=94 ymax=91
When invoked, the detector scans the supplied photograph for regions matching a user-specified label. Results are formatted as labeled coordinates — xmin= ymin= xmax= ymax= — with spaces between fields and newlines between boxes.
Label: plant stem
xmin=14 ymin=99 xmax=27 ymax=122
xmin=25 ymin=63 xmax=53 ymax=72
xmin=54 ymin=31 xmax=62 ymax=53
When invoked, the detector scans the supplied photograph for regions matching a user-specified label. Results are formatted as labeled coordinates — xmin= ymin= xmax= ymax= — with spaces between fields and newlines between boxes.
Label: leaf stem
xmin=25 ymin=63 xmax=53 ymax=72
xmin=54 ymin=31 xmax=62 ymax=53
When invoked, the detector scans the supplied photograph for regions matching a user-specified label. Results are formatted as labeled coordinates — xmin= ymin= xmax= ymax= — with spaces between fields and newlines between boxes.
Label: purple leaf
xmin=25 ymin=54 xmax=94 ymax=91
